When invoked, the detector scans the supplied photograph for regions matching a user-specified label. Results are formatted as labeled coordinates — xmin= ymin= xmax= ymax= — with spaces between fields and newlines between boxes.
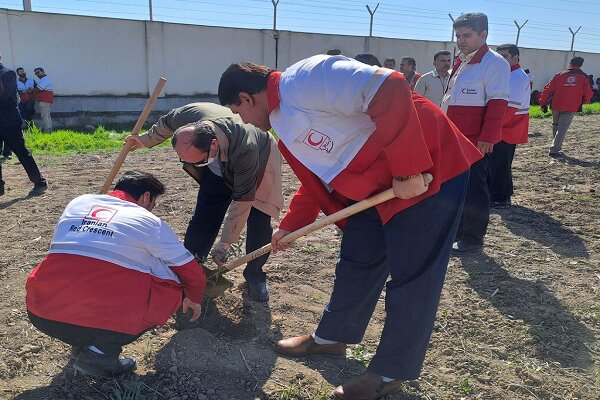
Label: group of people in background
xmin=0 ymin=65 xmax=53 ymax=160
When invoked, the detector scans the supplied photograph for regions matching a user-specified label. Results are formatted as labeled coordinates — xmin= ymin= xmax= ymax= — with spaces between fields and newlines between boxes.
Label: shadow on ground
xmin=495 ymin=205 xmax=589 ymax=258
xmin=458 ymin=251 xmax=594 ymax=369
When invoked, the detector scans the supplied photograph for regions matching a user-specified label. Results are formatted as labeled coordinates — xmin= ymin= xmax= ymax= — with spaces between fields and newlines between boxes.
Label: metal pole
xmin=514 ymin=20 xmax=527 ymax=46
xmin=366 ymin=3 xmax=379 ymax=37
xmin=272 ymin=0 xmax=280 ymax=68
xmin=22 ymin=0 xmax=31 ymax=11
xmin=272 ymin=0 xmax=279 ymax=31
xmin=149 ymin=0 xmax=153 ymax=21
xmin=448 ymin=14 xmax=455 ymax=42
xmin=569 ymin=26 xmax=581 ymax=51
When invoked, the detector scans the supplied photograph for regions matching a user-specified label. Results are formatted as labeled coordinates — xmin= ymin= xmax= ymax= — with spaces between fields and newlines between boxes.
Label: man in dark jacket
xmin=0 ymin=52 xmax=47 ymax=196
xmin=539 ymin=57 xmax=593 ymax=157
xmin=126 ymin=103 xmax=283 ymax=301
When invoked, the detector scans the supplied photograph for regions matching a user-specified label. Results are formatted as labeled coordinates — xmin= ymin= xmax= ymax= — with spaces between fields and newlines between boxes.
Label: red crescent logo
xmin=91 ymin=208 xmax=112 ymax=219
xmin=307 ymin=132 xmax=324 ymax=146
xmin=86 ymin=205 xmax=118 ymax=223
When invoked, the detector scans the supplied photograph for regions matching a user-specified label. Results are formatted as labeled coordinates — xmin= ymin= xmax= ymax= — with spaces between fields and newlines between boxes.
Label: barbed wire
xmin=1 ymin=0 xmax=599 ymax=52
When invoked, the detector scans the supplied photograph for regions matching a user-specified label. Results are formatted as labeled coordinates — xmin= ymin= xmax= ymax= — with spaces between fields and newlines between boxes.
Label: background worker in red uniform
xmin=489 ymin=43 xmax=531 ymax=208
xmin=441 ymin=12 xmax=511 ymax=253
xmin=539 ymin=56 xmax=593 ymax=157
xmin=26 ymin=171 xmax=206 ymax=379
xmin=218 ymin=55 xmax=481 ymax=400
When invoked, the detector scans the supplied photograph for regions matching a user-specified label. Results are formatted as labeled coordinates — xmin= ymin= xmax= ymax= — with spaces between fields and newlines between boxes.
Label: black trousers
xmin=456 ymin=156 xmax=490 ymax=246
xmin=18 ymin=100 xmax=36 ymax=122
xmin=488 ymin=141 xmax=516 ymax=203
xmin=183 ymin=168 xmax=272 ymax=282
xmin=0 ymin=123 xmax=45 ymax=187
xmin=28 ymin=311 xmax=141 ymax=357
xmin=314 ymin=172 xmax=469 ymax=379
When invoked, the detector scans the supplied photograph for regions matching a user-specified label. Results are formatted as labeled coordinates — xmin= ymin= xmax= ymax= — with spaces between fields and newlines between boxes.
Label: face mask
xmin=194 ymin=156 xmax=216 ymax=167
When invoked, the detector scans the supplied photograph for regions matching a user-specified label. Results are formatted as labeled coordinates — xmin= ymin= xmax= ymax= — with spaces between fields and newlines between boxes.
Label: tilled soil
xmin=0 ymin=115 xmax=598 ymax=400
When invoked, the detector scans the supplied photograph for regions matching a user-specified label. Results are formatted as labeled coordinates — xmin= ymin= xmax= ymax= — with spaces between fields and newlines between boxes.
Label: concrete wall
xmin=2 ymin=8 xmax=599 ymax=127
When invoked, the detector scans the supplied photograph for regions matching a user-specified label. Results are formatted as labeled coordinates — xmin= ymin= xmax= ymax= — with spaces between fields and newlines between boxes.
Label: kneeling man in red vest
xmin=26 ymin=170 xmax=206 ymax=378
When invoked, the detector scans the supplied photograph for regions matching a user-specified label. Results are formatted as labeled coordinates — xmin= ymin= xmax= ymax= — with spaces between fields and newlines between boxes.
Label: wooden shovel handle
xmin=99 ymin=77 xmax=167 ymax=194
xmin=222 ymin=188 xmax=395 ymax=271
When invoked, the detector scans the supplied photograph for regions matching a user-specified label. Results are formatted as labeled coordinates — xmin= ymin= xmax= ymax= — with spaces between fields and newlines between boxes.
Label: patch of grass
xmin=300 ymin=246 xmax=327 ymax=254
xmin=23 ymin=124 xmax=170 ymax=156
xmin=111 ymin=381 xmax=142 ymax=400
xmin=348 ymin=345 xmax=373 ymax=367
xmin=278 ymin=384 xmax=298 ymax=400
xmin=530 ymin=102 xmax=600 ymax=119
xmin=460 ymin=378 xmax=473 ymax=394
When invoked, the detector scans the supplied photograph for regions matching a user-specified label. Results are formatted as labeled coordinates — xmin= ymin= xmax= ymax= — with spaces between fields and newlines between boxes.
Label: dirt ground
xmin=0 ymin=115 xmax=599 ymax=400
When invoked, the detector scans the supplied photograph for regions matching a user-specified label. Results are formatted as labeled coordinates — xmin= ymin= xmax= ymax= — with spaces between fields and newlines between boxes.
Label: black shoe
xmin=452 ymin=240 xmax=483 ymax=254
xmin=247 ymin=280 xmax=269 ymax=302
xmin=73 ymin=348 xmax=136 ymax=378
xmin=29 ymin=180 xmax=48 ymax=196
xmin=491 ymin=199 xmax=511 ymax=208
xmin=0 ymin=185 xmax=4 ymax=196
xmin=2 ymin=154 xmax=11 ymax=160
xmin=549 ymin=151 xmax=565 ymax=158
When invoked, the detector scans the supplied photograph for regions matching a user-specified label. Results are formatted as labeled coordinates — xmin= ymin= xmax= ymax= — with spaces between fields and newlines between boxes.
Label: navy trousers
xmin=28 ymin=311 xmax=141 ymax=356
xmin=314 ymin=172 xmax=468 ymax=380
xmin=488 ymin=141 xmax=516 ymax=203
xmin=0 ymin=123 xmax=45 ymax=187
xmin=456 ymin=156 xmax=490 ymax=246
xmin=183 ymin=168 xmax=272 ymax=283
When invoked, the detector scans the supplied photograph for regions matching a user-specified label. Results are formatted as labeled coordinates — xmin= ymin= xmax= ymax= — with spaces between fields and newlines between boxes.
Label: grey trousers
xmin=550 ymin=111 xmax=575 ymax=153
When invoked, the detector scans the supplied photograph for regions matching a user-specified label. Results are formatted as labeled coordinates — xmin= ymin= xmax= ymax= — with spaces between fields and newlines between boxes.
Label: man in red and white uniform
xmin=26 ymin=170 xmax=206 ymax=378
xmin=489 ymin=43 xmax=530 ymax=208
xmin=218 ymin=55 xmax=481 ymax=399
xmin=34 ymin=67 xmax=53 ymax=132
xmin=539 ymin=56 xmax=593 ymax=157
xmin=441 ymin=12 xmax=510 ymax=253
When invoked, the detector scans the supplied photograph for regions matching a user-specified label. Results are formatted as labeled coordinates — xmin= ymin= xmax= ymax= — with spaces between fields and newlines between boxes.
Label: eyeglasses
xmin=179 ymin=158 xmax=208 ymax=167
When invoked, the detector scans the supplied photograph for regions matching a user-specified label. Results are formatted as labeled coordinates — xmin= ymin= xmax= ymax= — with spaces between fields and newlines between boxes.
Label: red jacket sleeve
xmin=278 ymin=184 xmax=322 ymax=232
xmin=479 ymin=99 xmax=508 ymax=144
xmin=170 ymin=259 xmax=206 ymax=303
xmin=539 ymin=74 xmax=557 ymax=107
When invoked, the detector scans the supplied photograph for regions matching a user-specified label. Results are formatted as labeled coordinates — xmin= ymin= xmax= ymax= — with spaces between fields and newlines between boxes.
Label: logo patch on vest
xmin=86 ymin=205 xmax=118 ymax=223
xmin=461 ymin=88 xmax=478 ymax=95
xmin=302 ymin=129 xmax=334 ymax=153
xmin=564 ymin=76 xmax=577 ymax=86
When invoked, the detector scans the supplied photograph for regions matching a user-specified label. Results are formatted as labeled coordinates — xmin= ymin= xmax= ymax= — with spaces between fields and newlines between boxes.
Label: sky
xmin=2 ymin=0 xmax=600 ymax=53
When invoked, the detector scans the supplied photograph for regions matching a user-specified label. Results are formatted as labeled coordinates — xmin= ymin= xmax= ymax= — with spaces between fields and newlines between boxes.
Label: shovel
xmin=100 ymin=77 xmax=167 ymax=194
xmin=203 ymin=187 xmax=397 ymax=298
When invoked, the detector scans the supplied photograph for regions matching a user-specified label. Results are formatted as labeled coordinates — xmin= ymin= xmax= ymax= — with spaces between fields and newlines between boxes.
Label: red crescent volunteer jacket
xmin=502 ymin=64 xmax=531 ymax=145
xmin=443 ymin=45 xmax=511 ymax=145
xmin=539 ymin=66 xmax=593 ymax=112
xmin=265 ymin=63 xmax=482 ymax=232
xmin=26 ymin=190 xmax=206 ymax=335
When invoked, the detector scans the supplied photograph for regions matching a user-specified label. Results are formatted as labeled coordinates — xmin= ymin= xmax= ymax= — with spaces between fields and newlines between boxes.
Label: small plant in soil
xmin=460 ymin=377 xmax=473 ymax=394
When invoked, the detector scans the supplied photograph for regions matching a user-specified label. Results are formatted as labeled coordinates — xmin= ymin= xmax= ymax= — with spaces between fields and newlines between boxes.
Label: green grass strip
xmin=23 ymin=124 xmax=170 ymax=155
xmin=530 ymin=102 xmax=600 ymax=118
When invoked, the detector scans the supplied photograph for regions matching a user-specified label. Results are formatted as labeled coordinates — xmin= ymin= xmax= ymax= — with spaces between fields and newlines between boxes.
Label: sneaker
xmin=0 ymin=185 xmax=4 ymax=196
xmin=29 ymin=180 xmax=48 ymax=196
xmin=549 ymin=151 xmax=565 ymax=158
xmin=73 ymin=348 xmax=136 ymax=378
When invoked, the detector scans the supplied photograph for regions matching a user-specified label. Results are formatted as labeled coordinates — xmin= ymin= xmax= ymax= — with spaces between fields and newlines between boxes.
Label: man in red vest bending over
xmin=218 ymin=55 xmax=481 ymax=399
